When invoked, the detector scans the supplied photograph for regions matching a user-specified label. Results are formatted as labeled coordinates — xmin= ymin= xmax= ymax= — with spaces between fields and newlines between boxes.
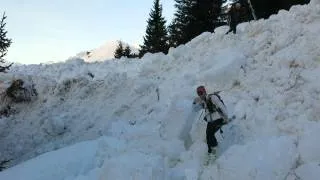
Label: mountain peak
xmin=76 ymin=40 xmax=139 ymax=62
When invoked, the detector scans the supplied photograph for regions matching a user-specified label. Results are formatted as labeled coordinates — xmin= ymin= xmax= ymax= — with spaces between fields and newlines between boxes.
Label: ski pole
xmin=198 ymin=110 xmax=204 ymax=121
xmin=220 ymin=128 xmax=224 ymax=139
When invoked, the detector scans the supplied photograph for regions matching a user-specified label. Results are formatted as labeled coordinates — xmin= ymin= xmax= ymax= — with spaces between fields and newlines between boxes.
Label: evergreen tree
xmin=250 ymin=0 xmax=310 ymax=19
xmin=168 ymin=0 xmax=194 ymax=46
xmin=195 ymin=0 xmax=223 ymax=33
xmin=123 ymin=45 xmax=131 ymax=58
xmin=211 ymin=0 xmax=224 ymax=27
xmin=114 ymin=41 xmax=124 ymax=59
xmin=0 ymin=13 xmax=12 ymax=73
xmin=167 ymin=19 xmax=181 ymax=47
xmin=168 ymin=0 xmax=222 ymax=47
xmin=139 ymin=0 xmax=168 ymax=57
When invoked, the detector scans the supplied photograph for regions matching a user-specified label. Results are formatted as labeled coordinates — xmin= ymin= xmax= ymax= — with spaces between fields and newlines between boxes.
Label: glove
xmin=192 ymin=103 xmax=203 ymax=112
xmin=192 ymin=97 xmax=204 ymax=112
xmin=222 ymin=117 xmax=229 ymax=124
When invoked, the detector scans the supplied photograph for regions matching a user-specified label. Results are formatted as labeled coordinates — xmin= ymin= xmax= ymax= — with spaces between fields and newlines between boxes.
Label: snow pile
xmin=1 ymin=1 xmax=320 ymax=179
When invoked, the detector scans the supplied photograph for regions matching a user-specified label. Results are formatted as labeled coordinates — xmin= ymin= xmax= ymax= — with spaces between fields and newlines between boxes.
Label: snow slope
xmin=1 ymin=1 xmax=320 ymax=179
xmin=75 ymin=41 xmax=138 ymax=62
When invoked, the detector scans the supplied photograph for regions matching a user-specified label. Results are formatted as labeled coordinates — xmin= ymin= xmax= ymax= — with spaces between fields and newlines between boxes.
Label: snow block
xmin=199 ymin=48 xmax=246 ymax=87
xmin=0 ymin=137 xmax=127 ymax=180
xmin=0 ymin=140 xmax=99 ymax=180
xmin=201 ymin=136 xmax=298 ymax=180
xmin=98 ymin=151 xmax=165 ymax=180
xmin=298 ymin=123 xmax=320 ymax=163
xmin=295 ymin=162 xmax=320 ymax=180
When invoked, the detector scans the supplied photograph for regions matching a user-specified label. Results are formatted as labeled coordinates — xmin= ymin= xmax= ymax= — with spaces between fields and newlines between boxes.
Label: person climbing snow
xmin=193 ymin=86 xmax=229 ymax=154
xmin=225 ymin=3 xmax=241 ymax=34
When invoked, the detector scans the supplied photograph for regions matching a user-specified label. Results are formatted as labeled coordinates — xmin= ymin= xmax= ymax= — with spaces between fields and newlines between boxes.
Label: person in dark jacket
xmin=193 ymin=86 xmax=229 ymax=154
xmin=226 ymin=3 xmax=241 ymax=34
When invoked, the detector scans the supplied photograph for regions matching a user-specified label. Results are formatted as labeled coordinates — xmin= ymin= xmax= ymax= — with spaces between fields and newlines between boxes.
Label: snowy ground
xmin=1 ymin=1 xmax=320 ymax=179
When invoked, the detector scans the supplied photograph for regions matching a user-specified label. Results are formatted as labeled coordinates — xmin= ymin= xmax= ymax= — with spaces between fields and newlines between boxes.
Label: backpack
xmin=205 ymin=92 xmax=225 ymax=114
xmin=204 ymin=93 xmax=228 ymax=131
xmin=212 ymin=92 xmax=225 ymax=105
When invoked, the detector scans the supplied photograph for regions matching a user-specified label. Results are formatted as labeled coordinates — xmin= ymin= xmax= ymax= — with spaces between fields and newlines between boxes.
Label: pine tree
xmin=0 ymin=12 xmax=12 ymax=73
xmin=249 ymin=0 xmax=309 ymax=19
xmin=211 ymin=0 xmax=224 ymax=28
xmin=139 ymin=0 xmax=168 ymax=57
xmin=123 ymin=46 xmax=131 ymax=58
xmin=168 ymin=0 xmax=221 ymax=47
xmin=194 ymin=0 xmax=222 ymax=34
xmin=114 ymin=41 xmax=124 ymax=59
xmin=168 ymin=0 xmax=194 ymax=46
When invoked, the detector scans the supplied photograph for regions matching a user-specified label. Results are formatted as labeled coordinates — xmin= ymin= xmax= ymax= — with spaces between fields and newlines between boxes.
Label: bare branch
xmin=0 ymin=62 xmax=13 ymax=73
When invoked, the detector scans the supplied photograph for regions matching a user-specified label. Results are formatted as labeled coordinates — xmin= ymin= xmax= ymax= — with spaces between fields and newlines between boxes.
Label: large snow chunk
xmin=310 ymin=0 xmax=320 ymax=6
xmin=0 ymin=140 xmax=99 ymax=180
xmin=99 ymin=151 xmax=165 ymax=180
xmin=43 ymin=115 xmax=68 ymax=136
xmin=198 ymin=48 xmax=246 ymax=87
xmin=298 ymin=123 xmax=320 ymax=163
xmin=0 ymin=137 xmax=126 ymax=180
xmin=295 ymin=162 xmax=320 ymax=180
xmin=201 ymin=136 xmax=298 ymax=180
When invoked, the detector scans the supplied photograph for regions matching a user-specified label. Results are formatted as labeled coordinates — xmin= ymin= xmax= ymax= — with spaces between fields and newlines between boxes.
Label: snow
xmin=295 ymin=162 xmax=320 ymax=180
xmin=298 ymin=123 xmax=320 ymax=164
xmin=74 ymin=41 xmax=139 ymax=62
xmin=1 ymin=1 xmax=320 ymax=179
xmin=0 ymin=139 xmax=100 ymax=180
xmin=201 ymin=136 xmax=298 ymax=180
xmin=99 ymin=152 xmax=165 ymax=180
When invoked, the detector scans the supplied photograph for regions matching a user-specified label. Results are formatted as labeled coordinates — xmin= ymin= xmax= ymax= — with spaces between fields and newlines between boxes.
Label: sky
xmin=3 ymin=0 xmax=175 ymax=64
xmin=1 ymin=1 xmax=320 ymax=179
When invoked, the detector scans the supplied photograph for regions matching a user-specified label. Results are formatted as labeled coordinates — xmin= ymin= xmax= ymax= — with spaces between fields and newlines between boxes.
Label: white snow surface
xmin=74 ymin=41 xmax=138 ymax=62
xmin=1 ymin=1 xmax=320 ymax=179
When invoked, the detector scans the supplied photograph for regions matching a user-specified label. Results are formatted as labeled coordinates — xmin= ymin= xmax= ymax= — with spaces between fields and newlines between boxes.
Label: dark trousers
xmin=226 ymin=24 xmax=237 ymax=34
xmin=206 ymin=118 xmax=224 ymax=153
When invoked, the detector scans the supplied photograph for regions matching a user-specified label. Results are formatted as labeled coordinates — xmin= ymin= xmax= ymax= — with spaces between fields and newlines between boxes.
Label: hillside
xmin=1 ymin=1 xmax=320 ymax=179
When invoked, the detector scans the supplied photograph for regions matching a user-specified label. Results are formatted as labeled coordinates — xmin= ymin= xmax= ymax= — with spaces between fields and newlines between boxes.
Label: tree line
xmin=0 ymin=1 xmax=310 ymax=65
xmin=114 ymin=0 xmax=310 ymax=59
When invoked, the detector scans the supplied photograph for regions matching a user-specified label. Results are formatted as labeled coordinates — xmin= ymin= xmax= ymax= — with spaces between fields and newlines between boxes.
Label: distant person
xmin=193 ymin=86 xmax=229 ymax=154
xmin=226 ymin=3 xmax=241 ymax=34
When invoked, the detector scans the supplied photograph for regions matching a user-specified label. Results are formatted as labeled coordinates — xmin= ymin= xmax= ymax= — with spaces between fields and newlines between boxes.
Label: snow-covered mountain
xmin=75 ymin=41 xmax=139 ymax=62
xmin=1 ymin=1 xmax=320 ymax=179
